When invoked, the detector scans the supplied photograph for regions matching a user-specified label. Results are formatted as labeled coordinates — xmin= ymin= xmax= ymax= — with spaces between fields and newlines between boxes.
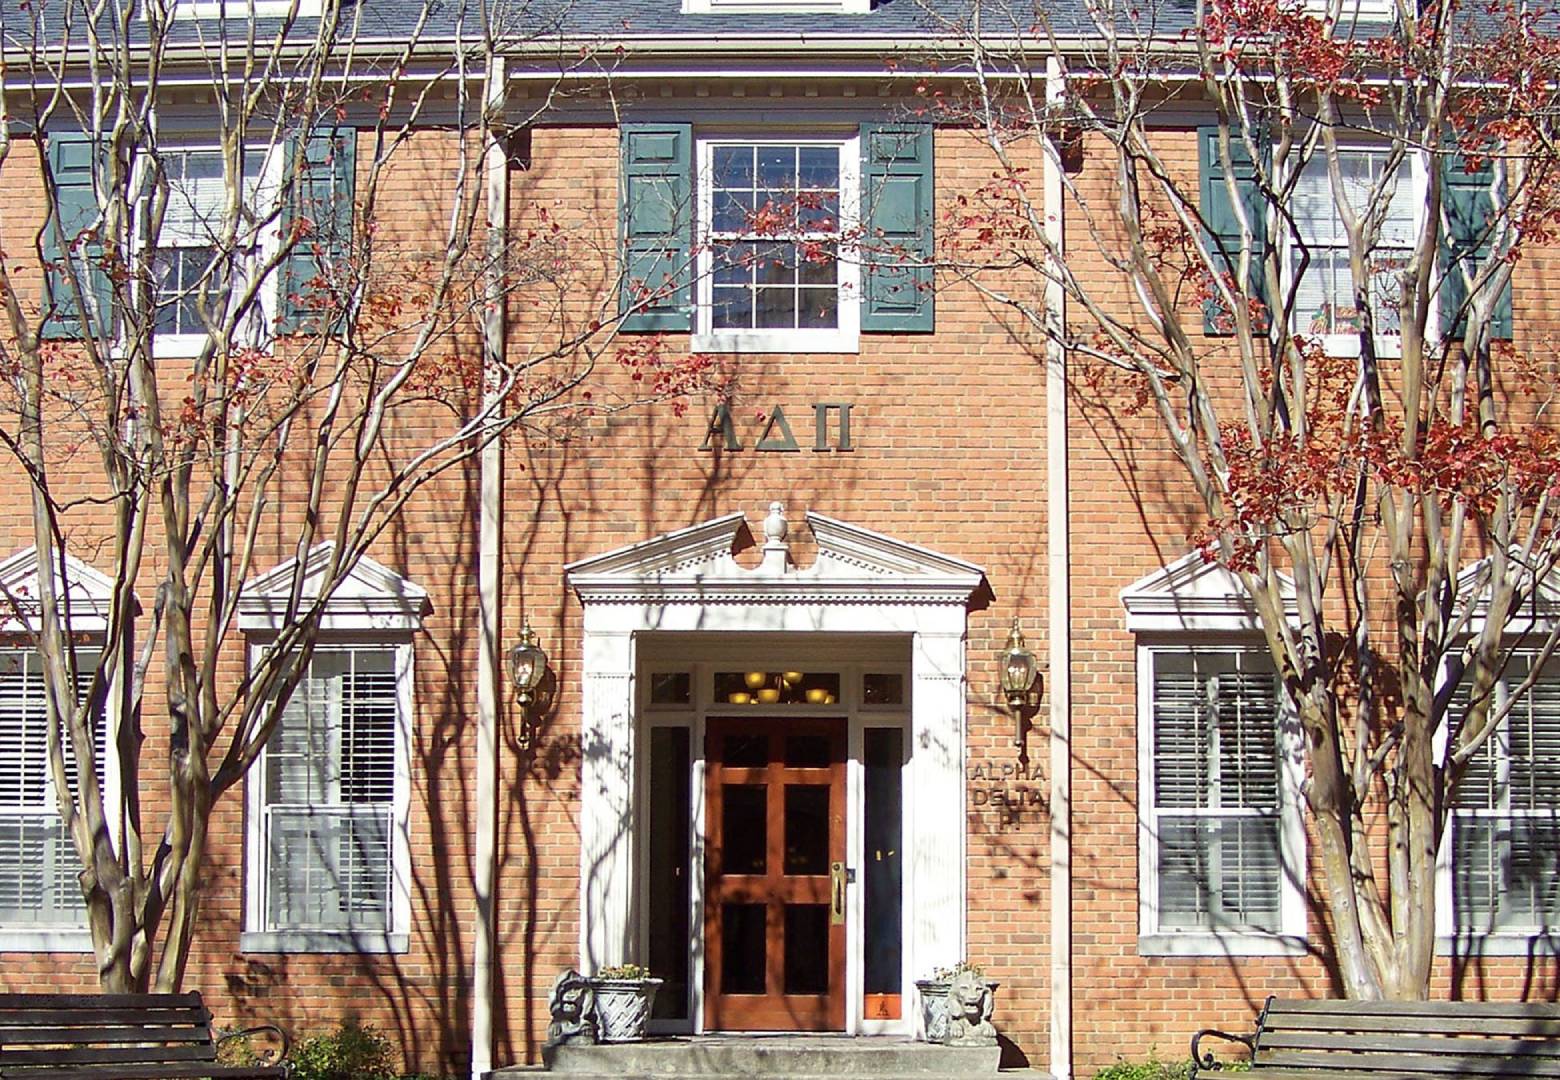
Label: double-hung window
xmin=0 ymin=649 xmax=104 ymax=929
xmin=694 ymin=136 xmax=860 ymax=353
xmin=1289 ymin=149 xmax=1416 ymax=350
xmin=249 ymin=646 xmax=409 ymax=951
xmin=1140 ymin=648 xmax=1305 ymax=952
xmin=149 ymin=147 xmax=275 ymax=353
xmin=1449 ymin=655 xmax=1560 ymax=938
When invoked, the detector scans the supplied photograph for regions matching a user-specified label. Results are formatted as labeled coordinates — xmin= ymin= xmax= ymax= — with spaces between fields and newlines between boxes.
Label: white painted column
xmin=579 ymin=626 xmax=637 ymax=972
xmin=909 ymin=624 xmax=967 ymax=1033
xmin=1044 ymin=53 xmax=1074 ymax=1080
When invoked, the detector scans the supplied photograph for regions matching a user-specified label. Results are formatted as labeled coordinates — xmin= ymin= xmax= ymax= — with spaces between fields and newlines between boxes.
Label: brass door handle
xmin=830 ymin=861 xmax=846 ymax=925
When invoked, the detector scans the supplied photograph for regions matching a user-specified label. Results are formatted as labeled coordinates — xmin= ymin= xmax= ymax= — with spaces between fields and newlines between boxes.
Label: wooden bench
xmin=0 ymin=992 xmax=288 ymax=1079
xmin=1192 ymin=996 xmax=1560 ymax=1078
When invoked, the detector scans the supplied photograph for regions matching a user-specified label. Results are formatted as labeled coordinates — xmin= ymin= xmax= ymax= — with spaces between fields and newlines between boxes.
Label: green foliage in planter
xmin=596 ymin=963 xmax=653 ymax=980
xmin=929 ymin=960 xmax=985 ymax=980
xmin=1093 ymin=1053 xmax=1249 ymax=1079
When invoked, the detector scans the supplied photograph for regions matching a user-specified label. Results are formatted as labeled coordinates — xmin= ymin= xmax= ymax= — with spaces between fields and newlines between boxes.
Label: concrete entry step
xmin=518 ymin=1036 xmax=1007 ymax=1078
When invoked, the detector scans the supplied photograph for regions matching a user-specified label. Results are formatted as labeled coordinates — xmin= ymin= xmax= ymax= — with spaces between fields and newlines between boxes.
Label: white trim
xmin=171 ymin=0 xmax=323 ymax=17
xmin=242 ymin=640 xmax=415 ymax=952
xmin=0 ymin=547 xmax=120 ymax=634
xmin=1120 ymin=550 xmax=1297 ymax=633
xmin=1134 ymin=641 xmax=1309 ymax=957
xmin=239 ymin=930 xmax=409 ymax=954
xmin=690 ymin=134 xmax=861 ymax=355
xmin=569 ymin=505 xmax=981 ymax=1034
xmin=238 ymin=543 xmax=430 ymax=633
xmin=681 ymin=0 xmax=871 ymax=14
xmin=0 ymin=929 xmax=96 ymax=953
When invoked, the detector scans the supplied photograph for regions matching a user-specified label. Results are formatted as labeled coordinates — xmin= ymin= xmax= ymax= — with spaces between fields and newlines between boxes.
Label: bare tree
xmin=0 ymin=0 xmax=704 ymax=991
xmin=920 ymin=0 xmax=1560 ymax=999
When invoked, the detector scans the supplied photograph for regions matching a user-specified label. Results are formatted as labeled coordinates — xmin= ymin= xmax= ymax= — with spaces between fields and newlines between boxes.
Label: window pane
xmin=720 ymin=902 xmax=766 ymax=995
xmin=757 ymin=145 xmax=795 ymax=191
xmin=647 ymin=728 xmax=691 ymax=1019
xmin=798 ymin=147 xmax=839 ymax=189
xmin=783 ymin=784 xmax=830 ymax=875
xmin=799 ymin=288 xmax=838 ymax=329
xmin=755 ymin=287 xmax=796 ymax=329
xmin=863 ymin=728 xmax=903 ymax=997
xmin=713 ymin=145 xmax=754 ymax=189
xmin=783 ymin=904 xmax=830 ymax=994
xmin=1158 ymin=816 xmax=1281 ymax=932
xmin=262 ymin=649 xmax=399 ymax=933
xmin=713 ymin=190 xmax=754 ymax=234
xmin=721 ymin=784 xmax=767 ymax=875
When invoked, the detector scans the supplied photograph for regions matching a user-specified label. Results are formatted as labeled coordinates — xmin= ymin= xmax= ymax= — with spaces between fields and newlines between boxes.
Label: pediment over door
xmin=565 ymin=502 xmax=988 ymax=607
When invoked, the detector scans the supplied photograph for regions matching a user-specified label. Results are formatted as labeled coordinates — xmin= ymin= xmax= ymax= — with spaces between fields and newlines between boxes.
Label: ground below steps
xmin=491 ymin=1036 xmax=1050 ymax=1079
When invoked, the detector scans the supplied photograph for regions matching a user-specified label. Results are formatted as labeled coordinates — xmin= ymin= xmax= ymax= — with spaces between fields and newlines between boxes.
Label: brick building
xmin=0 ymin=1 xmax=1553 ymax=1078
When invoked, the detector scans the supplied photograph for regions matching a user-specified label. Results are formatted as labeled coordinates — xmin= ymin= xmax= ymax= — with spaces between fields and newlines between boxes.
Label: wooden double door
xmin=704 ymin=716 xmax=847 ymax=1031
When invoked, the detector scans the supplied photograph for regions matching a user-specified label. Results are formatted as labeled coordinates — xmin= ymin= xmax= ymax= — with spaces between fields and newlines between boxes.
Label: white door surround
xmin=564 ymin=503 xmax=988 ymax=1034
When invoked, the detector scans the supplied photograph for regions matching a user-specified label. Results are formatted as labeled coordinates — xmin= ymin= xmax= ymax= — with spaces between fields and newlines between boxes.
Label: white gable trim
xmin=1453 ymin=551 xmax=1560 ymax=636
xmin=566 ymin=507 xmax=986 ymax=607
xmin=681 ymin=0 xmax=871 ymax=13
xmin=0 ymin=547 xmax=119 ymax=633
xmin=238 ymin=543 xmax=430 ymax=633
xmin=1120 ymin=550 xmax=1297 ymax=633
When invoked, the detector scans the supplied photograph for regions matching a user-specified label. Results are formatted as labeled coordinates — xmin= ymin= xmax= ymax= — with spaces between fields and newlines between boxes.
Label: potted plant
xmin=915 ymin=962 xmax=999 ymax=1043
xmin=588 ymin=964 xmax=663 ymax=1043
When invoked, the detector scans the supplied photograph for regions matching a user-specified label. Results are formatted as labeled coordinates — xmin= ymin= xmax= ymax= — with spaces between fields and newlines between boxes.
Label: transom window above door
xmin=694 ymin=137 xmax=860 ymax=353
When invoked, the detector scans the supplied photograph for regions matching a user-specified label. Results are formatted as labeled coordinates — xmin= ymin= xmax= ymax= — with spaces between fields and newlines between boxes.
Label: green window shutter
xmin=619 ymin=123 xmax=692 ymax=333
xmin=277 ymin=127 xmax=357 ymax=335
xmin=859 ymin=123 xmax=934 ymax=333
xmin=1440 ymin=152 xmax=1513 ymax=341
xmin=42 ymin=133 xmax=111 ymax=341
xmin=1199 ymin=125 xmax=1267 ymax=336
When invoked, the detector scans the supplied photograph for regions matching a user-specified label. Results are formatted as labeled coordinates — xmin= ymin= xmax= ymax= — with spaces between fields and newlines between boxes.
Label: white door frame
xmin=565 ymin=506 xmax=985 ymax=1037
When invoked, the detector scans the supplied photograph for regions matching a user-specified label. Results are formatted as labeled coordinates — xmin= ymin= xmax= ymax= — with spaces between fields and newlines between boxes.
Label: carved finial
xmin=763 ymin=501 xmax=788 ymax=544
xmin=758 ymin=501 xmax=792 ymax=575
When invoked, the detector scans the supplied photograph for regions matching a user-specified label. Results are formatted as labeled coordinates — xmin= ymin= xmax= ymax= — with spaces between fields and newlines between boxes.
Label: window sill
xmin=691 ymin=328 xmax=859 ymax=355
xmin=1438 ymin=933 xmax=1560 ymax=957
xmin=1299 ymin=331 xmax=1403 ymax=359
xmin=0 ymin=928 xmax=95 ymax=953
xmin=240 ymin=930 xmax=408 ymax=955
xmin=1138 ymin=931 xmax=1307 ymax=958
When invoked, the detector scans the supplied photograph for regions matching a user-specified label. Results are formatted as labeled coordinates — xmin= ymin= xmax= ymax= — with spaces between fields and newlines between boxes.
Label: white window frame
xmin=1136 ymin=640 xmax=1308 ymax=956
xmin=242 ymin=638 xmax=413 ymax=955
xmin=692 ymin=133 xmax=861 ymax=355
xmin=681 ymin=0 xmax=870 ymax=12
xmin=1435 ymin=650 xmax=1560 ymax=955
xmin=159 ymin=0 xmax=324 ymax=21
xmin=0 ymin=643 xmax=121 ymax=954
xmin=1301 ymin=0 xmax=1395 ymax=21
xmin=1283 ymin=144 xmax=1425 ymax=360
xmin=139 ymin=142 xmax=286 ymax=359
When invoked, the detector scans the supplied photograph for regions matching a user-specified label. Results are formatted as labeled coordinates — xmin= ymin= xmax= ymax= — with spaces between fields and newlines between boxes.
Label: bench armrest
xmin=1190 ymin=1028 xmax=1255 ymax=1076
xmin=218 ymin=1024 xmax=292 ymax=1071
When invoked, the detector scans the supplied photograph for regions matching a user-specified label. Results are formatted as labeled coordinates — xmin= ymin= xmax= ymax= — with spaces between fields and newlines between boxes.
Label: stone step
xmin=497 ymin=1073 xmax=1049 ymax=1080
xmin=526 ymin=1038 xmax=1006 ymax=1077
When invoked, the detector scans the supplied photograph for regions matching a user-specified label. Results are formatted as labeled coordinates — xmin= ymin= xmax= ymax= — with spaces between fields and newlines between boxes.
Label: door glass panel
xmin=784 ymin=784 xmax=831 ymax=875
xmin=784 ymin=734 xmax=831 ymax=768
xmin=784 ymin=904 xmax=830 ymax=994
xmin=723 ymin=733 xmax=769 ymax=767
xmin=649 ymin=672 xmax=692 ymax=707
xmin=863 ymin=673 xmax=905 ymax=706
xmin=647 ymin=728 xmax=690 ymax=1020
xmin=722 ymin=785 xmax=768 ymax=874
xmin=721 ymin=902 xmax=767 ymax=995
xmin=864 ymin=728 xmax=904 ymax=1001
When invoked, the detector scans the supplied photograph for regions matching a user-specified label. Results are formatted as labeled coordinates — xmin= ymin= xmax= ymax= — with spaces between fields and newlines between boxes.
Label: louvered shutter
xmin=264 ymin=649 xmax=395 ymax=932
xmin=859 ymin=123 xmax=934 ymax=332
xmin=1199 ymin=125 xmax=1268 ymax=335
xmin=42 ymin=133 xmax=112 ymax=341
xmin=619 ymin=124 xmax=693 ymax=332
xmin=277 ymin=128 xmax=357 ymax=335
xmin=0 ymin=651 xmax=102 ymax=925
xmin=1440 ymin=152 xmax=1513 ymax=341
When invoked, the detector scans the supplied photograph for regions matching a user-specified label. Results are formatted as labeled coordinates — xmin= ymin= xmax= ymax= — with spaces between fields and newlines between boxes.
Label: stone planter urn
xmin=588 ymin=972 xmax=663 ymax=1043
xmin=917 ymin=968 xmax=1000 ymax=1045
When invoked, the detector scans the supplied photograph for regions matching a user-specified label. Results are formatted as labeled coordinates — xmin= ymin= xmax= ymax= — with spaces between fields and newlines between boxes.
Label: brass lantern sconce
xmin=1000 ymin=619 xmax=1042 ymax=752
xmin=508 ymin=619 xmax=549 ymax=745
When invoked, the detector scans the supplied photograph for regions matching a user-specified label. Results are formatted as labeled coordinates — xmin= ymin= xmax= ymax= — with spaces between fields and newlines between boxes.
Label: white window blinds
xmin=261 ymin=649 xmax=399 ymax=933
xmin=1451 ymin=656 xmax=1560 ymax=933
xmin=0 ymin=649 xmax=104 ymax=926
xmin=1151 ymin=651 xmax=1283 ymax=933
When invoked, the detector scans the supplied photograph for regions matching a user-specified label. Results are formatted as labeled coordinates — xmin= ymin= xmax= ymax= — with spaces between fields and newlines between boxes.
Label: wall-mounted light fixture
xmin=999 ymin=619 xmax=1041 ymax=751
xmin=508 ymin=619 xmax=548 ymax=744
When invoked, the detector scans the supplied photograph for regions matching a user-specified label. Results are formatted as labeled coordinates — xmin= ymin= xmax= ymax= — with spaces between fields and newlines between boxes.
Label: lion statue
xmin=944 ymin=969 xmax=997 ymax=1047
xmin=545 ymin=968 xmax=598 ymax=1048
